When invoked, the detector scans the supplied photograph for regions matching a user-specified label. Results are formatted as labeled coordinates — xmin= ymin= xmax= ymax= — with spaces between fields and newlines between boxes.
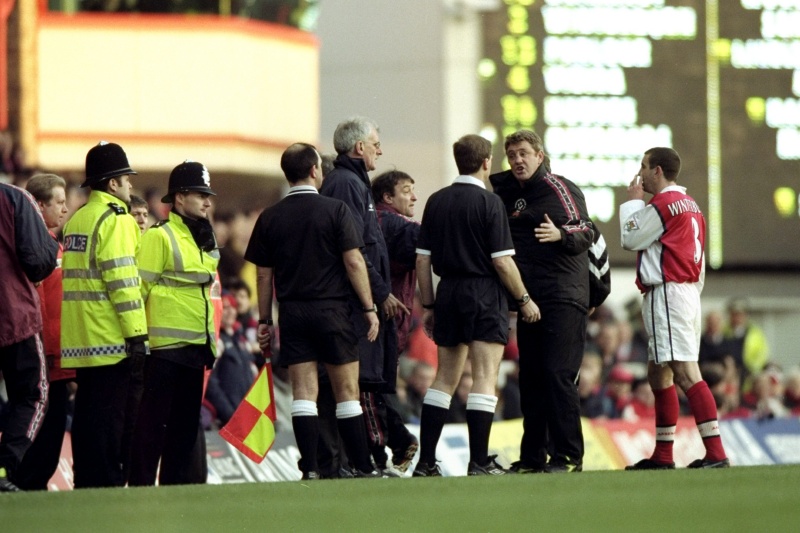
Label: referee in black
xmin=412 ymin=134 xmax=540 ymax=477
xmin=244 ymin=143 xmax=381 ymax=479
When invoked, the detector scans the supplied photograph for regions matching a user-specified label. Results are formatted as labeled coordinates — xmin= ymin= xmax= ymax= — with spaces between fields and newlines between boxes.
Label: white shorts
xmin=642 ymin=282 xmax=702 ymax=364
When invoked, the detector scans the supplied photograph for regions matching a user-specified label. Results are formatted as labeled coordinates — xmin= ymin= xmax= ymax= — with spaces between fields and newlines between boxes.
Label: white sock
xmin=335 ymin=400 xmax=363 ymax=419
xmin=423 ymin=388 xmax=452 ymax=409
xmin=466 ymin=393 xmax=498 ymax=414
xmin=291 ymin=399 xmax=317 ymax=417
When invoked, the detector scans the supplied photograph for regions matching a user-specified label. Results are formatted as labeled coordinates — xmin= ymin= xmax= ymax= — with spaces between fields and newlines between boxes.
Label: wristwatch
xmin=517 ymin=293 xmax=531 ymax=306
xmin=363 ymin=304 xmax=378 ymax=313
xmin=258 ymin=318 xmax=274 ymax=326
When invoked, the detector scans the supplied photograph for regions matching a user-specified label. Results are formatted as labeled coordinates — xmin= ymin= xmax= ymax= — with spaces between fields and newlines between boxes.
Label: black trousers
xmin=128 ymin=356 xmax=205 ymax=486
xmin=362 ymin=392 xmax=415 ymax=467
xmin=16 ymin=379 xmax=73 ymax=490
xmin=0 ymin=335 xmax=48 ymax=479
xmin=517 ymin=303 xmax=586 ymax=467
xmin=72 ymin=357 xmax=141 ymax=488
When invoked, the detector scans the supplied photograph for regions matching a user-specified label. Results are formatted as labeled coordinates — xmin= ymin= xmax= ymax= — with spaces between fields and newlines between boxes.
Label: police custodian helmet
xmin=82 ymin=141 xmax=137 ymax=188
xmin=161 ymin=161 xmax=217 ymax=203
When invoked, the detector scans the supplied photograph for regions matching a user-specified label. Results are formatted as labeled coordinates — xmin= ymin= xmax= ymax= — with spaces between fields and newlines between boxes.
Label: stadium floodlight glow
xmin=542 ymin=6 xmax=696 ymax=39
xmin=731 ymin=39 xmax=800 ymax=69
xmin=544 ymin=125 xmax=672 ymax=158
xmin=741 ymin=0 xmax=800 ymax=10
xmin=544 ymin=95 xmax=637 ymax=126
xmin=544 ymin=36 xmax=652 ymax=67
xmin=543 ymin=66 xmax=627 ymax=95
xmin=761 ymin=10 xmax=800 ymax=39
xmin=765 ymin=97 xmax=800 ymax=127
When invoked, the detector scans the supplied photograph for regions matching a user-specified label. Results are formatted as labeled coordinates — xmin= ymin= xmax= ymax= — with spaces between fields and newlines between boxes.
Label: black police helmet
xmin=82 ymin=141 xmax=137 ymax=188
xmin=162 ymin=160 xmax=216 ymax=203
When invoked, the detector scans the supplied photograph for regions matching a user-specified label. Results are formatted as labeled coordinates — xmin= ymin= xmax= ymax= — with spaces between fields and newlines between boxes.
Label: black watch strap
xmin=258 ymin=318 xmax=273 ymax=326
xmin=363 ymin=304 xmax=378 ymax=313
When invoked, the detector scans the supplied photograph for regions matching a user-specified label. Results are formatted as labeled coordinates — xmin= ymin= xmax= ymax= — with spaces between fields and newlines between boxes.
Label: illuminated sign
xmin=482 ymin=0 xmax=800 ymax=269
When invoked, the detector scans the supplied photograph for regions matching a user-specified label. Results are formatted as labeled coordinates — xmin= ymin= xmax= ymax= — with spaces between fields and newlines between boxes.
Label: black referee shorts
xmin=278 ymin=300 xmax=359 ymax=367
xmin=433 ymin=277 xmax=509 ymax=347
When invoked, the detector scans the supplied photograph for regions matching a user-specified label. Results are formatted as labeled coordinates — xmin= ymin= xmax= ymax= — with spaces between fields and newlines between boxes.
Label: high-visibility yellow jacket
xmin=61 ymin=190 xmax=147 ymax=368
xmin=138 ymin=211 xmax=220 ymax=355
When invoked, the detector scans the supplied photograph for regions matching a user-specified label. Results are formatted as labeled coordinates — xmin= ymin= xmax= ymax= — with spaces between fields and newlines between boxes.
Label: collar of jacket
xmin=170 ymin=209 xmax=218 ymax=253
xmin=333 ymin=154 xmax=370 ymax=186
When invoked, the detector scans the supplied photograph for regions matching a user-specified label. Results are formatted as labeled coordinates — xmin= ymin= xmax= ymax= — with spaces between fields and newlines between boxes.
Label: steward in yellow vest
xmin=129 ymin=161 xmax=220 ymax=486
xmin=61 ymin=141 xmax=148 ymax=489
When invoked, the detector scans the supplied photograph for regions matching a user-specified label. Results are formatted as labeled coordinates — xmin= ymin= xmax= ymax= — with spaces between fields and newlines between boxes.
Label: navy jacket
xmin=320 ymin=155 xmax=397 ymax=392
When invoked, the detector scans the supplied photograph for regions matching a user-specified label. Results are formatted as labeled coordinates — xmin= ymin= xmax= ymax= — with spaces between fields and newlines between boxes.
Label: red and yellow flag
xmin=219 ymin=352 xmax=277 ymax=463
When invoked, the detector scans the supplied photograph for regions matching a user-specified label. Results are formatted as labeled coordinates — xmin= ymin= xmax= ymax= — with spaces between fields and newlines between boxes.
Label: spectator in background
xmin=404 ymin=361 xmax=436 ymax=423
xmin=699 ymin=310 xmax=728 ymax=364
xmin=622 ymin=378 xmax=656 ymax=421
xmin=0 ymin=181 xmax=58 ymax=492
xmin=594 ymin=321 xmax=622 ymax=377
xmin=224 ymin=277 xmax=261 ymax=359
xmin=604 ymin=364 xmax=634 ymax=419
xmin=205 ymin=293 xmax=257 ymax=427
xmin=750 ymin=366 xmax=788 ymax=420
xmin=321 ymin=153 xmax=336 ymax=178
xmin=724 ymin=298 xmax=770 ymax=394
xmin=783 ymin=367 xmax=800 ymax=416
xmin=615 ymin=319 xmax=648 ymax=366
xmin=129 ymin=194 xmax=150 ymax=233
xmin=15 ymin=175 xmax=75 ymax=491
xmin=578 ymin=351 xmax=611 ymax=419
xmin=700 ymin=360 xmax=750 ymax=420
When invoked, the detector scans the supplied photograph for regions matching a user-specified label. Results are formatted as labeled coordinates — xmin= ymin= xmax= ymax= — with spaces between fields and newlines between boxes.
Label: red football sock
xmin=687 ymin=381 xmax=727 ymax=462
xmin=651 ymin=385 xmax=679 ymax=464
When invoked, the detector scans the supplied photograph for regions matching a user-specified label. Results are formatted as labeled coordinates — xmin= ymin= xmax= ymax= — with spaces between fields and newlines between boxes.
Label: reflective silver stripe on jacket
xmin=161 ymin=223 xmax=184 ymax=272
xmin=62 ymin=269 xmax=103 ymax=280
xmin=63 ymin=291 xmax=109 ymax=301
xmin=149 ymin=326 xmax=208 ymax=343
xmin=99 ymin=256 xmax=137 ymax=271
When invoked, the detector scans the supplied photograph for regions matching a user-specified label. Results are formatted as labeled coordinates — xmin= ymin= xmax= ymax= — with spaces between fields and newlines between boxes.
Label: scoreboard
xmin=481 ymin=0 xmax=800 ymax=269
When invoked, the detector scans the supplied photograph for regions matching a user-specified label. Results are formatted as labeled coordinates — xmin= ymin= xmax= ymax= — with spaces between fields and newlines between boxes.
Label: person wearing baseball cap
xmin=129 ymin=160 xmax=220 ymax=486
xmin=61 ymin=141 xmax=148 ymax=488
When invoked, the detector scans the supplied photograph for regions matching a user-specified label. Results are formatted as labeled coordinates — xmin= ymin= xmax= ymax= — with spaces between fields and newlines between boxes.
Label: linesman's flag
xmin=219 ymin=350 xmax=277 ymax=463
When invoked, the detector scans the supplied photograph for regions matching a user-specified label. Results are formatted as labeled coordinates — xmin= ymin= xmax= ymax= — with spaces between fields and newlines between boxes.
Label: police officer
xmin=61 ymin=141 xmax=148 ymax=488
xmin=128 ymin=161 xmax=219 ymax=486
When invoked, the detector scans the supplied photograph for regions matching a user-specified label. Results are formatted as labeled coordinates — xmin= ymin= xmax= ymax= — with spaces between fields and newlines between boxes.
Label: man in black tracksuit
xmin=319 ymin=116 xmax=410 ymax=476
xmin=490 ymin=129 xmax=596 ymax=473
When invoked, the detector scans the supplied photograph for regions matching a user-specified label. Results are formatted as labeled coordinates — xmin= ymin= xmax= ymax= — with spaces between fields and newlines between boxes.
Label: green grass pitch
xmin=4 ymin=465 xmax=799 ymax=532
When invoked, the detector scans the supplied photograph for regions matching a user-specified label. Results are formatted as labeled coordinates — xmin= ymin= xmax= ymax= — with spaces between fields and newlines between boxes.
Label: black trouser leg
xmin=16 ymin=379 xmax=71 ymax=490
xmin=159 ymin=365 xmax=205 ymax=485
xmin=0 ymin=335 xmax=48 ymax=480
xmin=72 ymin=360 xmax=131 ymax=488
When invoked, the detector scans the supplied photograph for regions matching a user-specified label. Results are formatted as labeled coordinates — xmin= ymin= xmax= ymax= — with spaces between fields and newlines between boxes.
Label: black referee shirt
xmin=416 ymin=175 xmax=515 ymax=278
xmin=245 ymin=186 xmax=364 ymax=301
